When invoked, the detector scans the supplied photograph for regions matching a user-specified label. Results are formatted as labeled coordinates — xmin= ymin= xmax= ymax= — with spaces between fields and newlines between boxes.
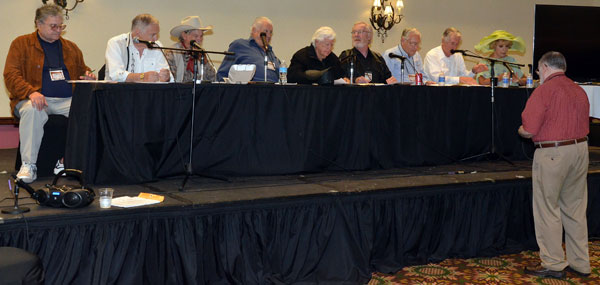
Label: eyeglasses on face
xmin=45 ymin=23 xmax=66 ymax=31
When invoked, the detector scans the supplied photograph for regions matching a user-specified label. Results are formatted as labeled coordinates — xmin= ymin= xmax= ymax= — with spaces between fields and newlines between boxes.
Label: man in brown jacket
xmin=4 ymin=4 xmax=95 ymax=183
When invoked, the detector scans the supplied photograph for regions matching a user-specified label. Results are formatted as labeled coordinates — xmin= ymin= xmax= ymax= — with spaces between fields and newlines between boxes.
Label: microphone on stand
xmin=259 ymin=32 xmax=269 ymax=52
xmin=502 ymin=62 xmax=515 ymax=78
xmin=189 ymin=40 xmax=203 ymax=50
xmin=388 ymin=53 xmax=407 ymax=61
xmin=134 ymin=37 xmax=157 ymax=48
xmin=450 ymin=49 xmax=468 ymax=55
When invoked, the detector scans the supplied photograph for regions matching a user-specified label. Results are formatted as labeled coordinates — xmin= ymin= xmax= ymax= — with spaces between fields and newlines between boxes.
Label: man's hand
xmin=355 ymin=76 xmax=371 ymax=84
xmin=28 ymin=92 xmax=48 ymax=111
xmin=472 ymin=63 xmax=488 ymax=74
xmin=518 ymin=125 xmax=533 ymax=138
xmin=143 ymin=71 xmax=160 ymax=82
xmin=386 ymin=76 xmax=398 ymax=84
xmin=79 ymin=70 xmax=97 ymax=80
xmin=459 ymin=76 xmax=478 ymax=85
xmin=158 ymin=68 xmax=170 ymax=82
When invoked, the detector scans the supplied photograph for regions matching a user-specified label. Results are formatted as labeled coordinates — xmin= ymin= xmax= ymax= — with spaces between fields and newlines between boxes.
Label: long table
xmin=66 ymin=83 xmax=535 ymax=184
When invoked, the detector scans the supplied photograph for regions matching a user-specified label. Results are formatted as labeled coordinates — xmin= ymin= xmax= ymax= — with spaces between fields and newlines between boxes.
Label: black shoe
xmin=524 ymin=265 xmax=565 ymax=279
xmin=565 ymin=266 xmax=591 ymax=277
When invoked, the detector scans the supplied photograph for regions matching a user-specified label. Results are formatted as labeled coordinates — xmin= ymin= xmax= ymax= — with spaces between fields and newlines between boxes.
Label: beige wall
xmin=1 ymin=0 xmax=599 ymax=117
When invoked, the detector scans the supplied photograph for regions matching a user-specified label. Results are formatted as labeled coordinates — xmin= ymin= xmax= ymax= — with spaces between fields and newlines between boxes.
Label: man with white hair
xmin=165 ymin=16 xmax=216 ymax=82
xmin=287 ymin=26 xmax=345 ymax=84
xmin=217 ymin=16 xmax=281 ymax=82
xmin=383 ymin=28 xmax=425 ymax=83
xmin=423 ymin=27 xmax=487 ymax=85
xmin=105 ymin=14 xmax=172 ymax=82
xmin=339 ymin=22 xmax=396 ymax=84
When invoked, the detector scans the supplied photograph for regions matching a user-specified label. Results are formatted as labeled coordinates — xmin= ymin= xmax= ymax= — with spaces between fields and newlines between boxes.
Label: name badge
xmin=49 ymin=69 xmax=66 ymax=81
xmin=267 ymin=61 xmax=276 ymax=71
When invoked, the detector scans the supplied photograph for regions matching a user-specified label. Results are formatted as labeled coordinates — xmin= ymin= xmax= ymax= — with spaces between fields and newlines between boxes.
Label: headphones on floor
xmin=14 ymin=169 xmax=95 ymax=208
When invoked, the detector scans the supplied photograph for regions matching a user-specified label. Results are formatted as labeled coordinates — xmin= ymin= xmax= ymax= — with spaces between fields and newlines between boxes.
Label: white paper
xmin=333 ymin=78 xmax=348 ymax=85
xmin=110 ymin=196 xmax=161 ymax=208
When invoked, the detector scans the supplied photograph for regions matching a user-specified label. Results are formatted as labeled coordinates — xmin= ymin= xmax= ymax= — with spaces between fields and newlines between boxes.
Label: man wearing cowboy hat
xmin=166 ymin=16 xmax=216 ymax=82
xmin=217 ymin=17 xmax=281 ymax=82
xmin=105 ymin=14 xmax=172 ymax=82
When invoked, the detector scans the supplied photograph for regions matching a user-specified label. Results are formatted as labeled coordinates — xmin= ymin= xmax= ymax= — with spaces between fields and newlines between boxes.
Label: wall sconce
xmin=369 ymin=0 xmax=404 ymax=43
xmin=42 ymin=0 xmax=84 ymax=19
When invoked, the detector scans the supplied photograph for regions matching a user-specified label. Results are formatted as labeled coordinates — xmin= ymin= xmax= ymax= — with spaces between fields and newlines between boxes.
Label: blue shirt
xmin=217 ymin=38 xmax=280 ymax=82
xmin=39 ymin=34 xmax=72 ymax=98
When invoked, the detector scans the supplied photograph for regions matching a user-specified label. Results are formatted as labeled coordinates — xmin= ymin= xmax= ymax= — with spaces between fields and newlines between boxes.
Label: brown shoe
xmin=524 ymin=265 xmax=565 ymax=279
xmin=565 ymin=266 xmax=591 ymax=277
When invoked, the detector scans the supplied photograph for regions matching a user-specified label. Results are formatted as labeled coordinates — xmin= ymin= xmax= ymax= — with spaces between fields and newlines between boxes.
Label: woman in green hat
xmin=474 ymin=30 xmax=527 ymax=86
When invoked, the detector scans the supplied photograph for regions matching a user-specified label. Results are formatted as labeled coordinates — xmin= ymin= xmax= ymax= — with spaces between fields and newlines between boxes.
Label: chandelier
xmin=369 ymin=0 xmax=404 ymax=43
xmin=42 ymin=0 xmax=84 ymax=19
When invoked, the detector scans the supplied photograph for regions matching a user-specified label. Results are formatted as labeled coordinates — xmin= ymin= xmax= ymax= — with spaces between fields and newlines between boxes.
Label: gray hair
xmin=251 ymin=17 xmax=273 ymax=32
xmin=131 ymin=14 xmax=159 ymax=32
xmin=35 ymin=4 xmax=63 ymax=26
xmin=401 ymin=28 xmax=421 ymax=40
xmin=312 ymin=26 xmax=336 ymax=46
xmin=442 ymin=27 xmax=461 ymax=42
xmin=353 ymin=21 xmax=373 ymax=36
xmin=539 ymin=51 xmax=567 ymax=72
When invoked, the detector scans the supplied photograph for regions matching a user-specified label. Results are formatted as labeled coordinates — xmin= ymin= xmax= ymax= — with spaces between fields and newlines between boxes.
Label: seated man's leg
xmin=14 ymin=100 xmax=49 ymax=183
xmin=45 ymin=97 xmax=71 ymax=175
xmin=45 ymin=97 xmax=71 ymax=117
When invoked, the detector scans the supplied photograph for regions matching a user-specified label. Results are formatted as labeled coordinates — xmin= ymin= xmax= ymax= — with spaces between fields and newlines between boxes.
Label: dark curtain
xmin=4 ymin=177 xmax=598 ymax=284
xmin=66 ymin=84 xmax=535 ymax=184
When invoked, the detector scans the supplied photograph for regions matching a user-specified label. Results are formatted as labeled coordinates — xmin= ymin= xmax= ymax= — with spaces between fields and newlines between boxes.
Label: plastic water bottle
xmin=438 ymin=71 xmax=445 ymax=86
xmin=526 ymin=73 xmax=534 ymax=88
xmin=279 ymin=61 xmax=287 ymax=84
xmin=501 ymin=72 xmax=509 ymax=88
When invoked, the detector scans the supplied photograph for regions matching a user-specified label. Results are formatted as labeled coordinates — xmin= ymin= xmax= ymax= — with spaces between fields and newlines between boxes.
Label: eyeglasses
xmin=46 ymin=23 xmax=67 ymax=31
xmin=406 ymin=41 xmax=420 ymax=47
xmin=351 ymin=30 xmax=369 ymax=35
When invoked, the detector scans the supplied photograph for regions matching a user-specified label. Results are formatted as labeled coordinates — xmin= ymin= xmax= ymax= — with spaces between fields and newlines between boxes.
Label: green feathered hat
xmin=474 ymin=30 xmax=526 ymax=54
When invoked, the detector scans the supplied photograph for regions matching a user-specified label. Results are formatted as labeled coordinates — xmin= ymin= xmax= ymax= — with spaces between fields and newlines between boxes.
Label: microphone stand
xmin=141 ymin=43 xmax=234 ymax=191
xmin=458 ymin=50 xmax=524 ymax=165
xmin=2 ymin=177 xmax=30 ymax=214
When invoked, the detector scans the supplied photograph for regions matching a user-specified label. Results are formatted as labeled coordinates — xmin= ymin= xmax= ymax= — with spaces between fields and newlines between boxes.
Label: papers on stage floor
xmin=111 ymin=192 xmax=164 ymax=208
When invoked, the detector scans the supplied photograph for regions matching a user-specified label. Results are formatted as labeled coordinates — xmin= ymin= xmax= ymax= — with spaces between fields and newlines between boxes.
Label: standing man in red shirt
xmin=519 ymin=51 xmax=591 ymax=279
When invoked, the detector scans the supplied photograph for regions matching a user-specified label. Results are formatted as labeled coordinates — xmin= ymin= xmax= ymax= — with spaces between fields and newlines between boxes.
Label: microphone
xmin=189 ymin=40 xmax=203 ymax=50
xmin=503 ymin=62 xmax=515 ymax=78
xmin=450 ymin=49 xmax=467 ymax=54
xmin=259 ymin=32 xmax=269 ymax=51
xmin=388 ymin=53 xmax=406 ymax=61
xmin=134 ymin=37 xmax=157 ymax=48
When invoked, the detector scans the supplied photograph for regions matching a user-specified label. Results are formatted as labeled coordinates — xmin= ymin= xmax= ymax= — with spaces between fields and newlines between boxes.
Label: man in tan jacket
xmin=4 ymin=4 xmax=95 ymax=183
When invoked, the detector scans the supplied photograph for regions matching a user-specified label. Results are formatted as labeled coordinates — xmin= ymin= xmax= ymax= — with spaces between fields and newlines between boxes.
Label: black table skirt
xmin=66 ymin=83 xmax=534 ymax=184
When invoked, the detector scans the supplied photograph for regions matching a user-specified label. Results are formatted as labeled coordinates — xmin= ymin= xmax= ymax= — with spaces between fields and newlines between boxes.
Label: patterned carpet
xmin=370 ymin=240 xmax=600 ymax=284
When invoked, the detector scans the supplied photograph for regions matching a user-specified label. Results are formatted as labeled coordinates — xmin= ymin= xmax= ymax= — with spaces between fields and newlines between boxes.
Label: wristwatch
xmin=139 ymin=73 xmax=145 ymax=81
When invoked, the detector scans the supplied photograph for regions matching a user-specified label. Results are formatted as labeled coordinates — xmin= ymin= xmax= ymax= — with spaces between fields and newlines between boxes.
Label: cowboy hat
xmin=170 ymin=16 xmax=213 ymax=38
xmin=474 ymin=30 xmax=526 ymax=54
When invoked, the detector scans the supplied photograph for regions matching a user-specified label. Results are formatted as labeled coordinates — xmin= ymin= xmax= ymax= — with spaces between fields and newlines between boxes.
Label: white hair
xmin=251 ymin=17 xmax=272 ymax=32
xmin=311 ymin=26 xmax=336 ymax=46
xmin=401 ymin=28 xmax=421 ymax=41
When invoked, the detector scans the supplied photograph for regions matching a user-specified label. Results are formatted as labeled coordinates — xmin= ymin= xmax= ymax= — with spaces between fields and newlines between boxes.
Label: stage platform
xmin=1 ymin=148 xmax=599 ymax=284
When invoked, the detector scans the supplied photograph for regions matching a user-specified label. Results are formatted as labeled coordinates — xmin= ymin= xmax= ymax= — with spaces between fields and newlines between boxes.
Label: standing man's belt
xmin=534 ymin=137 xmax=588 ymax=148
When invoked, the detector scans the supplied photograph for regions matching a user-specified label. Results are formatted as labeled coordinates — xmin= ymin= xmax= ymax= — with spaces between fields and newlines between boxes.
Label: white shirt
xmin=105 ymin=33 xmax=172 ymax=82
xmin=423 ymin=46 xmax=473 ymax=85
xmin=383 ymin=44 xmax=424 ymax=83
